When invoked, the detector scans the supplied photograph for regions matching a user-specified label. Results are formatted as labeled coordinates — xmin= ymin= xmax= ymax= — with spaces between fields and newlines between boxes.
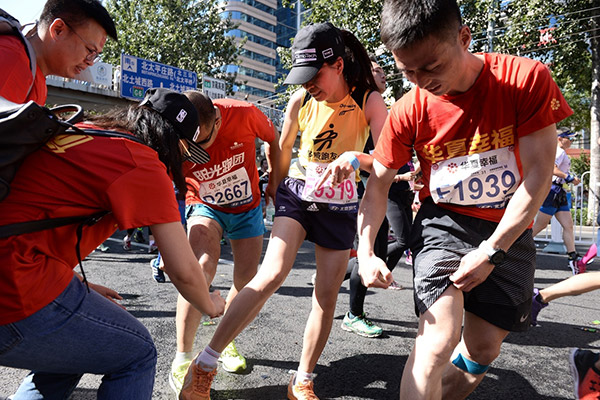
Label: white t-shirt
xmin=553 ymin=146 xmax=570 ymax=183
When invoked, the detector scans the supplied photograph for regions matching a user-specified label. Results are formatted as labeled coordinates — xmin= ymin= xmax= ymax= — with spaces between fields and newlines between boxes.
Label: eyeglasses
xmin=194 ymin=119 xmax=216 ymax=145
xmin=63 ymin=20 xmax=101 ymax=63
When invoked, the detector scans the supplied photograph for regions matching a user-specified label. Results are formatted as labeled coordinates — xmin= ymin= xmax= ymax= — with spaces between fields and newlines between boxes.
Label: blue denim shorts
xmin=186 ymin=203 xmax=264 ymax=240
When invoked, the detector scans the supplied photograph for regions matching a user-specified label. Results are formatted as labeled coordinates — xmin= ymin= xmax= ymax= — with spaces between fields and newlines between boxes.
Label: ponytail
xmin=333 ymin=30 xmax=379 ymax=94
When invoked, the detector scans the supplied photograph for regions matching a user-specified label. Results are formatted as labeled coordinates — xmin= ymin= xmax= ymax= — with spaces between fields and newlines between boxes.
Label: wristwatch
xmin=478 ymin=240 xmax=506 ymax=266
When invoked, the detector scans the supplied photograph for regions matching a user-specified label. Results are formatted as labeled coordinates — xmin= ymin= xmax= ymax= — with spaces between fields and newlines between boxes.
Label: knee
xmin=416 ymin=331 xmax=461 ymax=365
xmin=462 ymin=342 xmax=501 ymax=366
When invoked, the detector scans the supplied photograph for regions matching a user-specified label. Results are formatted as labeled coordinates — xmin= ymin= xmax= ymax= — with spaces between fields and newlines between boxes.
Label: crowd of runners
xmin=1 ymin=0 xmax=599 ymax=399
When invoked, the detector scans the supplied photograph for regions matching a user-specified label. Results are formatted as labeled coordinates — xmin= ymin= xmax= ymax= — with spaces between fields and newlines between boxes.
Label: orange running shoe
xmin=287 ymin=374 xmax=319 ymax=400
xmin=179 ymin=362 xmax=217 ymax=400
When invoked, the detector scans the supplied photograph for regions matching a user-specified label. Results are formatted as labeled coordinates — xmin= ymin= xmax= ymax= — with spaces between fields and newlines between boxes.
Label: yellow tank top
xmin=289 ymin=88 xmax=371 ymax=180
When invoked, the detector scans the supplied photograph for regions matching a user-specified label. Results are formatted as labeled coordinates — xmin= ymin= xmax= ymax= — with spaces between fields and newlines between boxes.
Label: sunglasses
xmin=63 ymin=20 xmax=102 ymax=63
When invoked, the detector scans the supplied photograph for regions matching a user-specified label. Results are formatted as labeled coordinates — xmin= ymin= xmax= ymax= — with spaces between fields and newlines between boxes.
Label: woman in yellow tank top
xmin=178 ymin=22 xmax=388 ymax=400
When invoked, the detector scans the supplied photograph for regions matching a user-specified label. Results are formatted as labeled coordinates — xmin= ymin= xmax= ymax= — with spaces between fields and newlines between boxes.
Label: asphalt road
xmin=1 ymin=229 xmax=598 ymax=400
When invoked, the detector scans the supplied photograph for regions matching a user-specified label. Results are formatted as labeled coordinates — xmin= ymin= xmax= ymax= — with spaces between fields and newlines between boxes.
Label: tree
xmin=102 ymin=0 xmax=242 ymax=92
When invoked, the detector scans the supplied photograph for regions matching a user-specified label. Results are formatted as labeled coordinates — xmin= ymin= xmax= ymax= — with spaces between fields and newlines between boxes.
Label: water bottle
xmin=265 ymin=203 xmax=275 ymax=226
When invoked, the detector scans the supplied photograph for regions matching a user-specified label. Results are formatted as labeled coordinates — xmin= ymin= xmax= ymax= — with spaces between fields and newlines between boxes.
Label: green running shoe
xmin=219 ymin=340 xmax=247 ymax=373
xmin=341 ymin=312 xmax=383 ymax=338
xmin=169 ymin=359 xmax=191 ymax=395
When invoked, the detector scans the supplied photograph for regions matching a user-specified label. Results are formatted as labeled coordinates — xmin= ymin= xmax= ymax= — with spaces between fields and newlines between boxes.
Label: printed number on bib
xmin=301 ymin=162 xmax=357 ymax=205
xmin=199 ymin=168 xmax=252 ymax=208
xmin=430 ymin=147 xmax=520 ymax=209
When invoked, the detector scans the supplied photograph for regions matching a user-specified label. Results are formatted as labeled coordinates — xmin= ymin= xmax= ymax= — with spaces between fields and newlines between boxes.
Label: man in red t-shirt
xmin=168 ymin=91 xmax=280 ymax=393
xmin=0 ymin=0 xmax=117 ymax=104
xmin=355 ymin=1 xmax=573 ymax=399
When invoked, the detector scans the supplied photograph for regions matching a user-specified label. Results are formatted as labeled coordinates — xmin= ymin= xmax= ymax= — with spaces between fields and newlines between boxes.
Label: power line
xmin=469 ymin=5 xmax=600 ymax=39
xmin=471 ymin=11 xmax=600 ymax=45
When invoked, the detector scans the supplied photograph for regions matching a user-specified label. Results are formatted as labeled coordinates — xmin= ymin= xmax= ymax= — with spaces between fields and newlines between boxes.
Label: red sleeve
xmin=249 ymin=106 xmax=275 ymax=143
xmin=0 ymin=36 xmax=46 ymax=105
xmin=373 ymin=96 xmax=415 ymax=170
xmin=515 ymin=60 xmax=572 ymax=137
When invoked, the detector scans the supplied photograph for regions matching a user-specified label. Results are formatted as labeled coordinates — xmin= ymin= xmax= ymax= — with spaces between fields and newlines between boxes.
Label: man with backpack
xmin=0 ymin=0 xmax=117 ymax=105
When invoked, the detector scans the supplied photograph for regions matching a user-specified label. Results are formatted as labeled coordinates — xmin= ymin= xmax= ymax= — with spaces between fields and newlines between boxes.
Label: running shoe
xmin=569 ymin=257 xmax=584 ymax=275
xmin=133 ymin=228 xmax=146 ymax=243
xmin=220 ymin=237 xmax=227 ymax=246
xmin=404 ymin=250 xmax=412 ymax=265
xmin=388 ymin=280 xmax=403 ymax=290
xmin=123 ymin=236 xmax=132 ymax=251
xmin=287 ymin=374 xmax=319 ymax=400
xmin=96 ymin=243 xmax=109 ymax=252
xmin=179 ymin=362 xmax=217 ymax=400
xmin=530 ymin=288 xmax=549 ymax=326
xmin=569 ymin=348 xmax=600 ymax=399
xmin=341 ymin=312 xmax=383 ymax=338
xmin=218 ymin=340 xmax=246 ymax=373
xmin=169 ymin=359 xmax=191 ymax=396
xmin=150 ymin=258 xmax=165 ymax=283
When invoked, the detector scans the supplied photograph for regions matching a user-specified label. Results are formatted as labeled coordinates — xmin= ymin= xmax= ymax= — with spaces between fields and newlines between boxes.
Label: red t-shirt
xmin=184 ymin=99 xmax=275 ymax=213
xmin=0 ymin=36 xmax=47 ymax=104
xmin=0 ymin=124 xmax=181 ymax=324
xmin=374 ymin=53 xmax=573 ymax=222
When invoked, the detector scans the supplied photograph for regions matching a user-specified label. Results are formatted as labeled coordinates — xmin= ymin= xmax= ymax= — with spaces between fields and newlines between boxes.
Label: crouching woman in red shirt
xmin=0 ymin=88 xmax=225 ymax=399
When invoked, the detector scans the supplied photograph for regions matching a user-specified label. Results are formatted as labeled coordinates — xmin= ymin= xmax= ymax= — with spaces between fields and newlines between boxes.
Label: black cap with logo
xmin=140 ymin=88 xmax=210 ymax=164
xmin=283 ymin=22 xmax=345 ymax=85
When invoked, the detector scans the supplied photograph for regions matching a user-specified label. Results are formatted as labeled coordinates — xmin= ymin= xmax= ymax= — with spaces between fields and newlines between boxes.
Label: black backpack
xmin=0 ymin=97 xmax=145 ymax=288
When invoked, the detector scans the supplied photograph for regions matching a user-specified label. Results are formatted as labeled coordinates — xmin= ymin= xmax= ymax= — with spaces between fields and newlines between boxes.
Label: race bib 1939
xmin=430 ymin=146 xmax=521 ymax=209
xmin=198 ymin=167 xmax=252 ymax=208
xmin=301 ymin=162 xmax=357 ymax=205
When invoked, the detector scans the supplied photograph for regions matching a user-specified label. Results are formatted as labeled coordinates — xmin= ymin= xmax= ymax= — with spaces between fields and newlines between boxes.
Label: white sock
xmin=173 ymin=351 xmax=193 ymax=365
xmin=195 ymin=346 xmax=220 ymax=371
xmin=296 ymin=369 xmax=315 ymax=384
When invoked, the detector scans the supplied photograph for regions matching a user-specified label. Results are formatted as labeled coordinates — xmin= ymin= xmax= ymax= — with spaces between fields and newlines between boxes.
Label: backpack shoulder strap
xmin=0 ymin=9 xmax=36 ymax=97
xmin=0 ymin=211 xmax=109 ymax=239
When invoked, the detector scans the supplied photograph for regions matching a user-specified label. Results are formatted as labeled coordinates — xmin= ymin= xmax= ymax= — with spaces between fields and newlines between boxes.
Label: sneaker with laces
xmin=569 ymin=348 xmax=600 ymax=399
xmin=287 ymin=374 xmax=319 ymax=400
xmin=150 ymin=258 xmax=166 ymax=283
xmin=169 ymin=359 xmax=191 ymax=395
xmin=218 ymin=340 xmax=246 ymax=373
xmin=530 ymin=288 xmax=549 ymax=326
xmin=123 ymin=236 xmax=132 ymax=251
xmin=569 ymin=257 xmax=584 ymax=275
xmin=341 ymin=312 xmax=383 ymax=338
xmin=179 ymin=362 xmax=217 ymax=400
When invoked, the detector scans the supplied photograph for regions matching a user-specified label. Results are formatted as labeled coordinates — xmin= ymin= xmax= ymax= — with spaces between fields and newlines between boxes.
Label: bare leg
xmin=531 ymin=211 xmax=552 ymax=237
xmin=555 ymin=210 xmax=576 ymax=253
xmin=441 ymin=312 xmax=508 ymax=400
xmin=400 ymin=286 xmax=464 ymax=400
xmin=207 ymin=217 xmax=306 ymax=352
xmin=175 ymin=217 xmax=222 ymax=353
xmin=538 ymin=271 xmax=600 ymax=303
xmin=298 ymin=246 xmax=350 ymax=373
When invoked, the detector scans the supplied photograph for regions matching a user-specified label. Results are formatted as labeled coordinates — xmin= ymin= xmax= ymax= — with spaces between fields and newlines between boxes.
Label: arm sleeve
xmin=516 ymin=61 xmax=573 ymax=138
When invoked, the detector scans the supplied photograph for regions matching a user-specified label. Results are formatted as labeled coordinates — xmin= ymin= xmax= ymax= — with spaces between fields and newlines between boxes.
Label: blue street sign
xmin=120 ymin=53 xmax=197 ymax=101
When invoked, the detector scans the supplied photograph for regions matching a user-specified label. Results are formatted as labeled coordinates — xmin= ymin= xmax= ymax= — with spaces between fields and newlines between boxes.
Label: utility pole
xmin=487 ymin=0 xmax=499 ymax=52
